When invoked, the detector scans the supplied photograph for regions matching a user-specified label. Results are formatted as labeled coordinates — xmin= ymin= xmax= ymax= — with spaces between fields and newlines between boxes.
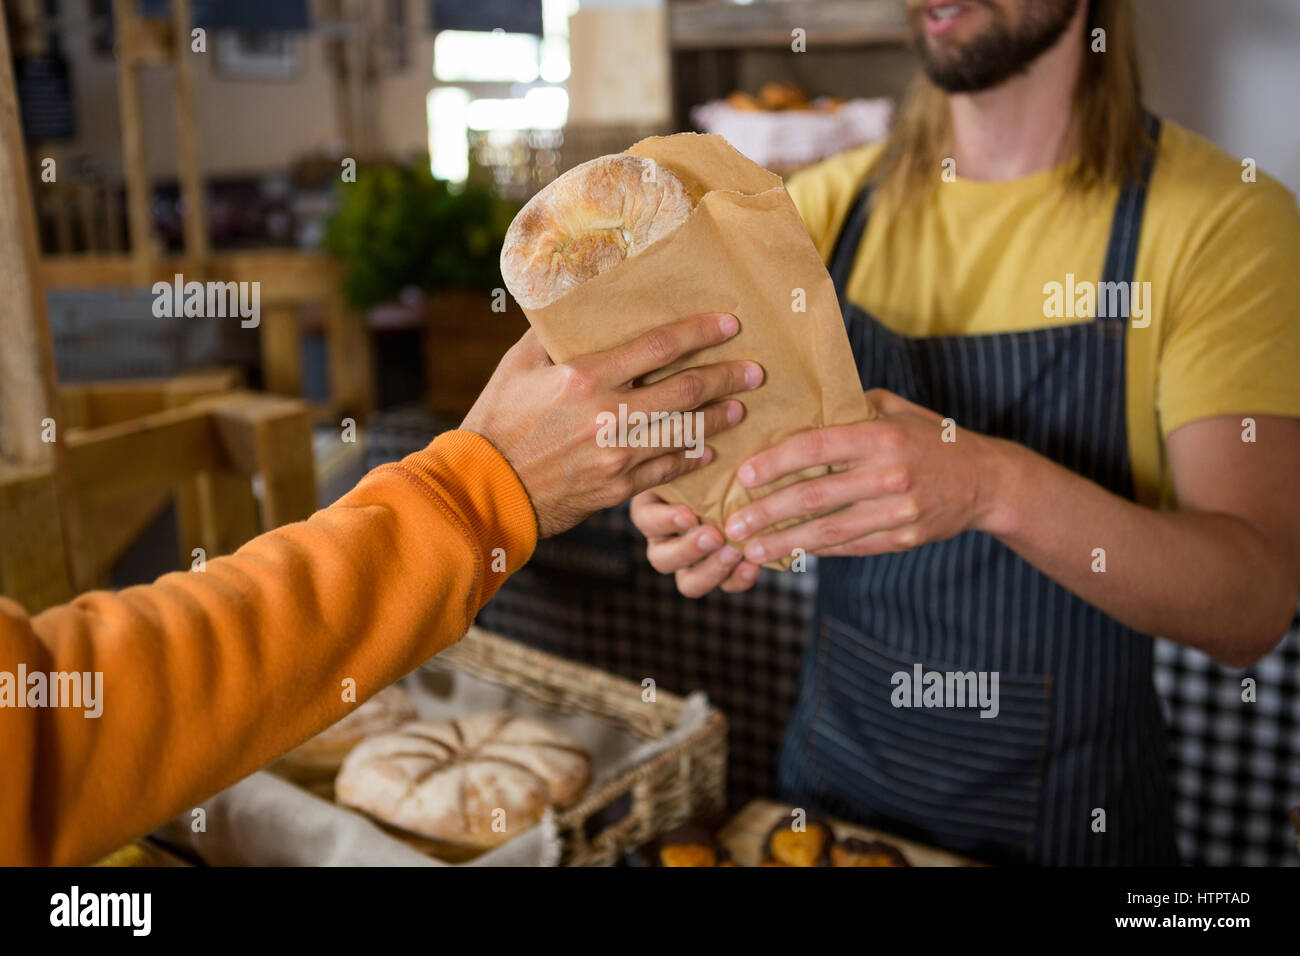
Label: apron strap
xmin=1098 ymin=113 xmax=1163 ymax=299
xmin=827 ymin=181 xmax=875 ymax=307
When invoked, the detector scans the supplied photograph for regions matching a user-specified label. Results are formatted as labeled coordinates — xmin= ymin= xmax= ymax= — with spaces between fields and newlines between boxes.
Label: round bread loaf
xmin=335 ymin=712 xmax=592 ymax=848
xmin=500 ymin=154 xmax=694 ymax=310
xmin=271 ymin=684 xmax=418 ymax=785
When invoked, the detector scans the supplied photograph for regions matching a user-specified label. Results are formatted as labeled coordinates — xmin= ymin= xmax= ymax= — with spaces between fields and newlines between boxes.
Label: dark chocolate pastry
xmin=830 ymin=837 xmax=911 ymax=867
xmin=763 ymin=815 xmax=833 ymax=867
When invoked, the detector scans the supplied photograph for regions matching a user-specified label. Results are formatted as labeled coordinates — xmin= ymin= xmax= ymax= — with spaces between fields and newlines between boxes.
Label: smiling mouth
xmin=920 ymin=1 xmax=978 ymax=36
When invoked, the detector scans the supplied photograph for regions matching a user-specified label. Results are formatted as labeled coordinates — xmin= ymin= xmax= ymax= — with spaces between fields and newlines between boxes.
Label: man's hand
xmin=461 ymin=313 xmax=763 ymax=538
xmin=629 ymin=491 xmax=763 ymax=598
xmin=723 ymin=388 xmax=1009 ymax=563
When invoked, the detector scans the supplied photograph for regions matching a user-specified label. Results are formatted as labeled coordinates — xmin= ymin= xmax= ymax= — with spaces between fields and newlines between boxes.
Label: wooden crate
xmin=0 ymin=381 xmax=317 ymax=609
xmin=425 ymin=288 xmax=528 ymax=418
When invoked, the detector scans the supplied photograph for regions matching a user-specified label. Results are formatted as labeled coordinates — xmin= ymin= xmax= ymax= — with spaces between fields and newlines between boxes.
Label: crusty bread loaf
xmin=335 ymin=712 xmax=591 ymax=849
xmin=501 ymin=154 xmax=695 ymax=310
xmin=270 ymin=684 xmax=418 ymax=785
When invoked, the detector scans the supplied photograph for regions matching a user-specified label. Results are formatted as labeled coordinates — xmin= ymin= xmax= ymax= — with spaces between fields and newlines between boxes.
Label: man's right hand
xmin=629 ymin=491 xmax=763 ymax=598
xmin=462 ymin=313 xmax=763 ymax=538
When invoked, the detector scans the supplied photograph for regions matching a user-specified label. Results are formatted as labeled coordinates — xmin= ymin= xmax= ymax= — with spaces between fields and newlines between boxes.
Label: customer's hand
xmin=629 ymin=492 xmax=762 ymax=598
xmin=462 ymin=313 xmax=763 ymax=538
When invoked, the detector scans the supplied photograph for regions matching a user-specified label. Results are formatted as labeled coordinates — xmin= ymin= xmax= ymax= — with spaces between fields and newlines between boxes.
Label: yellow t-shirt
xmin=786 ymin=120 xmax=1300 ymax=506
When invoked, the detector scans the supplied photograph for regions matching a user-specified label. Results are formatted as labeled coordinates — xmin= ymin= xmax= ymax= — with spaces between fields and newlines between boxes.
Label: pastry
xmin=500 ymin=154 xmax=695 ymax=310
xmin=654 ymin=824 xmax=729 ymax=867
xmin=763 ymin=815 xmax=833 ymax=867
xmin=660 ymin=844 xmax=718 ymax=867
xmin=270 ymin=684 xmax=418 ymax=786
xmin=830 ymin=837 xmax=911 ymax=867
xmin=757 ymin=81 xmax=810 ymax=111
xmin=335 ymin=712 xmax=591 ymax=850
xmin=726 ymin=91 xmax=761 ymax=111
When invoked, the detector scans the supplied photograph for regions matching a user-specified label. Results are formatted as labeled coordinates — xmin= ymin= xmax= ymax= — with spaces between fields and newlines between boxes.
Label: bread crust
xmin=501 ymin=154 xmax=694 ymax=310
xmin=335 ymin=712 xmax=592 ymax=848
xmin=271 ymin=685 xmax=418 ymax=783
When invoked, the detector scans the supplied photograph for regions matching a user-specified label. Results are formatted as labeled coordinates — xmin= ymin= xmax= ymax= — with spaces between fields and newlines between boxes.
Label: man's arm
xmin=724 ymin=392 xmax=1300 ymax=666
xmin=982 ymin=413 xmax=1300 ymax=664
xmin=0 ymin=314 xmax=760 ymax=865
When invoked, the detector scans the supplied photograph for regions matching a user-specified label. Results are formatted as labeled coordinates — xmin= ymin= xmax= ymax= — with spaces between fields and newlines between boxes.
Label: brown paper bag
xmin=520 ymin=133 xmax=874 ymax=567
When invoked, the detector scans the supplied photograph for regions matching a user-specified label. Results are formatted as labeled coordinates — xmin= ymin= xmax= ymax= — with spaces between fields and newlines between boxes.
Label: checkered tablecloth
xmin=371 ymin=408 xmax=1300 ymax=866
xmin=1155 ymin=630 xmax=1300 ymax=866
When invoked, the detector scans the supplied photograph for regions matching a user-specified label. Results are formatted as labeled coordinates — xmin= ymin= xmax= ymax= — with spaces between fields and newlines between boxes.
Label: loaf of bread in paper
xmin=500 ymin=154 xmax=695 ymax=310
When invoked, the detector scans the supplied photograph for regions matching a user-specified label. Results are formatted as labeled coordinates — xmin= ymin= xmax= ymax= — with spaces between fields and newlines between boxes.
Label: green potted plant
xmin=322 ymin=162 xmax=522 ymax=411
xmin=322 ymin=161 xmax=515 ymax=309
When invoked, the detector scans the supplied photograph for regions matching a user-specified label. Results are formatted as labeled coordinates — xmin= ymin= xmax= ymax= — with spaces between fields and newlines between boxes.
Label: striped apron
xmin=777 ymin=118 xmax=1180 ymax=865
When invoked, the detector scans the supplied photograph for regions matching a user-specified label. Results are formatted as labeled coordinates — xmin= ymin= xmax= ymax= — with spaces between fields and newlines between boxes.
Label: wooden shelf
xmin=670 ymin=0 xmax=910 ymax=50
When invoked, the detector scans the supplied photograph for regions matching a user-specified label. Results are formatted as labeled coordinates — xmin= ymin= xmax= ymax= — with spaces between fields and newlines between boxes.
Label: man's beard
xmin=913 ymin=0 xmax=1081 ymax=93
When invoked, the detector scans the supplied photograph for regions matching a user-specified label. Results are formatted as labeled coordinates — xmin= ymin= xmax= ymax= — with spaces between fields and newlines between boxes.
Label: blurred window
xmin=466 ymin=87 xmax=569 ymax=131
xmin=428 ymin=87 xmax=471 ymax=183
xmin=433 ymin=30 xmax=541 ymax=83
xmin=214 ymin=31 xmax=300 ymax=79
xmin=431 ymin=0 xmax=544 ymax=35
xmin=427 ymin=0 xmax=576 ymax=188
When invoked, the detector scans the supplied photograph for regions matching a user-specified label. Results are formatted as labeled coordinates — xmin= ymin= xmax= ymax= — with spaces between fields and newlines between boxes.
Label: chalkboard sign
xmin=137 ymin=0 xmax=311 ymax=31
xmin=431 ymin=0 xmax=543 ymax=36
xmin=15 ymin=55 xmax=76 ymax=143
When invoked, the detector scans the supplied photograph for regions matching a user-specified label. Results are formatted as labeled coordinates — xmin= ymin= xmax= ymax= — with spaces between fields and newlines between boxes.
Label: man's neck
xmin=947 ymin=6 xmax=1086 ymax=182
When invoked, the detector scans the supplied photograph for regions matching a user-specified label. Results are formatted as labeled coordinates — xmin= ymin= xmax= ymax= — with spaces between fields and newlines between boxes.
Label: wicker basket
xmin=435 ymin=626 xmax=727 ymax=866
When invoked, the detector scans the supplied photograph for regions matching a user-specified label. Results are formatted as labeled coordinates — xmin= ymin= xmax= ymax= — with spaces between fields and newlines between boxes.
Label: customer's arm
xmin=0 ymin=314 xmax=760 ymax=865
xmin=1 ymin=431 xmax=534 ymax=867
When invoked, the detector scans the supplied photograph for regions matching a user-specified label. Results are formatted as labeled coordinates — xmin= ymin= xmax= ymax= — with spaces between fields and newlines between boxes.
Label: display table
xmin=718 ymin=798 xmax=983 ymax=867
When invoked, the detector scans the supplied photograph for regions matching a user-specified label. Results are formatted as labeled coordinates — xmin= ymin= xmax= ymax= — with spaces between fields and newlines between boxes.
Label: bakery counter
xmin=124 ymin=628 xmax=726 ymax=867
xmin=635 ymin=798 xmax=981 ymax=867
xmin=718 ymin=799 xmax=982 ymax=867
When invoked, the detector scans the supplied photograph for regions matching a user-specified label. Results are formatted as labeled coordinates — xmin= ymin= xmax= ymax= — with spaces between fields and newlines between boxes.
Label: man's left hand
xmin=724 ymin=389 xmax=1011 ymax=562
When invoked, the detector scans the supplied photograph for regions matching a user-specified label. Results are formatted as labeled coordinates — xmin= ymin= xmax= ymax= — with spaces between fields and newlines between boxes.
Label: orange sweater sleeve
xmin=0 ymin=430 xmax=537 ymax=865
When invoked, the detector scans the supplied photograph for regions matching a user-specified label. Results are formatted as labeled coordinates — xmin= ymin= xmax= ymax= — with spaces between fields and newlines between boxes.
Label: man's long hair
xmin=873 ymin=0 xmax=1148 ymax=209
